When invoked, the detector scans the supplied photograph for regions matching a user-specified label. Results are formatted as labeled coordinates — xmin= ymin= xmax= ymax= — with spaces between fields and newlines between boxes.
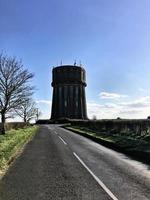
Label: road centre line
xmin=58 ymin=136 xmax=67 ymax=145
xmin=73 ymin=152 xmax=119 ymax=200
xmin=54 ymin=131 xmax=58 ymax=135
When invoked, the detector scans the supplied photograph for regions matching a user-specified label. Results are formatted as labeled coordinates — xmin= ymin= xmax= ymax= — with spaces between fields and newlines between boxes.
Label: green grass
xmin=0 ymin=126 xmax=38 ymax=171
xmin=66 ymin=126 xmax=150 ymax=153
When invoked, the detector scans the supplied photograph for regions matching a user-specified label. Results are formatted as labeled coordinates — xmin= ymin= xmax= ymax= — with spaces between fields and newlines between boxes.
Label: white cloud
xmin=120 ymin=96 xmax=150 ymax=108
xmin=87 ymin=102 xmax=120 ymax=119
xmin=36 ymin=100 xmax=52 ymax=105
xmin=36 ymin=100 xmax=52 ymax=120
xmin=138 ymin=87 xmax=147 ymax=92
xmin=39 ymin=112 xmax=51 ymax=120
xmin=87 ymin=96 xmax=150 ymax=119
xmin=119 ymin=109 xmax=141 ymax=115
xmin=99 ymin=92 xmax=127 ymax=100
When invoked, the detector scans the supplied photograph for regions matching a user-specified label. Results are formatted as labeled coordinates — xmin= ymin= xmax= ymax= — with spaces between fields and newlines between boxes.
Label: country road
xmin=0 ymin=125 xmax=150 ymax=200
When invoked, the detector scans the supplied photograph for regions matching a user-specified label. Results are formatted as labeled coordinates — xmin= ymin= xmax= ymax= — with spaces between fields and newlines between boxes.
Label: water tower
xmin=51 ymin=65 xmax=87 ymax=120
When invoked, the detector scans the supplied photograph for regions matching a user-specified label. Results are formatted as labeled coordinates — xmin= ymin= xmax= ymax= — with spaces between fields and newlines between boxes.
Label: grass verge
xmin=64 ymin=125 xmax=150 ymax=165
xmin=0 ymin=126 xmax=38 ymax=177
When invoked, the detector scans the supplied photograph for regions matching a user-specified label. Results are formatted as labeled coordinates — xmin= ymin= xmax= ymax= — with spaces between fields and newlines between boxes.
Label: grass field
xmin=0 ymin=126 xmax=38 ymax=173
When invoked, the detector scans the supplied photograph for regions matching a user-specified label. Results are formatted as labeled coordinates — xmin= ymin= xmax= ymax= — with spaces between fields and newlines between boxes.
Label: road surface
xmin=0 ymin=125 xmax=150 ymax=200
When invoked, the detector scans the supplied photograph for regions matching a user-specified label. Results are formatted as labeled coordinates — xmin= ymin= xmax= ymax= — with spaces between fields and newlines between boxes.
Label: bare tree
xmin=15 ymin=99 xmax=37 ymax=122
xmin=0 ymin=53 xmax=34 ymax=134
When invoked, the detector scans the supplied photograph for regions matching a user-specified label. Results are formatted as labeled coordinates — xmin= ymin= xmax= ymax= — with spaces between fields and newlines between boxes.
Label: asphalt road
xmin=0 ymin=125 xmax=150 ymax=200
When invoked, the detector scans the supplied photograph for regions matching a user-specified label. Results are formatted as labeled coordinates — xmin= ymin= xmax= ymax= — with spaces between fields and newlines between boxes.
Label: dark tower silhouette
xmin=51 ymin=65 xmax=87 ymax=120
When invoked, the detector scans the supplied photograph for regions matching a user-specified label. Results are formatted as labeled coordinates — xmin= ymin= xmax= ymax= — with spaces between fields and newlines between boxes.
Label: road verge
xmin=0 ymin=126 xmax=38 ymax=179
xmin=63 ymin=125 xmax=150 ymax=165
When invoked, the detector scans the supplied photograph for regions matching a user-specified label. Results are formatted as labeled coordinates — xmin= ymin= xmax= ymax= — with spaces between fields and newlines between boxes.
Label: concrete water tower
xmin=51 ymin=65 xmax=87 ymax=120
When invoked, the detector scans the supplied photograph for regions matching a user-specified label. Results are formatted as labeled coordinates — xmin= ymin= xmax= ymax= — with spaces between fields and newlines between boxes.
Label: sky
xmin=1 ymin=0 xmax=150 ymax=120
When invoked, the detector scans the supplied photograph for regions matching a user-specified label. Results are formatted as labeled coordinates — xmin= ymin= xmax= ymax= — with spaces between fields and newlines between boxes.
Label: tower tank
xmin=51 ymin=65 xmax=88 ymax=120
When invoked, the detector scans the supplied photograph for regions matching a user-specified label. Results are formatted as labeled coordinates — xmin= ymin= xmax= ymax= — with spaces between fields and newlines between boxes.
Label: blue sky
xmin=1 ymin=0 xmax=150 ymax=120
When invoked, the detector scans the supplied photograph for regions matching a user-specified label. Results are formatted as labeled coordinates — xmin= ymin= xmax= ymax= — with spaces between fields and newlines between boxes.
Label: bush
xmin=0 ymin=122 xmax=29 ymax=133
xmin=70 ymin=119 xmax=150 ymax=137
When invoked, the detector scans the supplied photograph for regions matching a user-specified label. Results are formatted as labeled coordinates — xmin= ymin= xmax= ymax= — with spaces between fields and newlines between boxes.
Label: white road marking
xmin=73 ymin=152 xmax=119 ymax=200
xmin=54 ymin=131 xmax=58 ymax=135
xmin=58 ymin=136 xmax=67 ymax=145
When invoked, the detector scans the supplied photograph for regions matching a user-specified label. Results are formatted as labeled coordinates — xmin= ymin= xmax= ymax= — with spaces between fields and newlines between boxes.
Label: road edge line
xmin=73 ymin=152 xmax=119 ymax=200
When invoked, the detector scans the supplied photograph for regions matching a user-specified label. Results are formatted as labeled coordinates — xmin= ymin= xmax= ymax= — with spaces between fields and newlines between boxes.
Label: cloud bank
xmin=99 ymin=92 xmax=127 ymax=100
xmin=88 ymin=95 xmax=150 ymax=119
